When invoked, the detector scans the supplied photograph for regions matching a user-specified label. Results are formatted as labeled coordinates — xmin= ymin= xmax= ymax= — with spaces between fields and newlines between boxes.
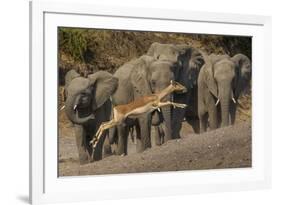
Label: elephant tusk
xmin=157 ymin=108 xmax=161 ymax=112
xmin=215 ymin=99 xmax=220 ymax=106
xmin=232 ymin=97 xmax=237 ymax=104
xmin=60 ymin=105 xmax=65 ymax=111
xmin=73 ymin=104 xmax=78 ymax=111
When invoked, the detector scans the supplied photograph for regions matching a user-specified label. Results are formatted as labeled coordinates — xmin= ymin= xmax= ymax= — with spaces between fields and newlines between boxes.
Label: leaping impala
xmin=90 ymin=80 xmax=188 ymax=148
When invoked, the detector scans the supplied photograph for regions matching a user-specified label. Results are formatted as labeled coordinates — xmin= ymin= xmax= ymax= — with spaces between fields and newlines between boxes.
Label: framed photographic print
xmin=30 ymin=0 xmax=272 ymax=204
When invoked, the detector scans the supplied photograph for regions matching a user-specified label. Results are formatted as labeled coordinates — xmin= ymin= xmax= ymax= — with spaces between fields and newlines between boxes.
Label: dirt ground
xmin=58 ymin=116 xmax=251 ymax=176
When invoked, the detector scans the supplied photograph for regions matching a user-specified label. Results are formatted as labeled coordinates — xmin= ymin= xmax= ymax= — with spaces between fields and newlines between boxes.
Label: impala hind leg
xmin=91 ymin=120 xmax=118 ymax=148
xmin=95 ymin=121 xmax=108 ymax=140
xmin=90 ymin=121 xmax=110 ymax=145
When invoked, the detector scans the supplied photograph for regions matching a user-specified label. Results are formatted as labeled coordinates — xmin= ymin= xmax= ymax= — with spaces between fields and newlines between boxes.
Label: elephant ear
xmin=231 ymin=54 xmax=251 ymax=97
xmin=209 ymin=54 xmax=230 ymax=64
xmin=88 ymin=71 xmax=118 ymax=110
xmin=139 ymin=55 xmax=155 ymax=65
xmin=188 ymin=48 xmax=205 ymax=71
xmin=231 ymin=54 xmax=251 ymax=80
xmin=64 ymin=69 xmax=81 ymax=98
xmin=130 ymin=57 xmax=152 ymax=96
xmin=200 ymin=50 xmax=218 ymax=97
xmin=67 ymin=76 xmax=89 ymax=96
xmin=65 ymin=69 xmax=80 ymax=88
xmin=147 ymin=42 xmax=159 ymax=57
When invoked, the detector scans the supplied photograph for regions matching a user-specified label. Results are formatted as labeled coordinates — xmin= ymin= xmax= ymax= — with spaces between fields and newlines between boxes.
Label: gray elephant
xmin=64 ymin=70 xmax=118 ymax=164
xmin=109 ymin=55 xmax=157 ymax=155
xmin=198 ymin=53 xmax=251 ymax=132
xmin=149 ymin=60 xmax=177 ymax=144
xmin=147 ymin=43 xmax=204 ymax=140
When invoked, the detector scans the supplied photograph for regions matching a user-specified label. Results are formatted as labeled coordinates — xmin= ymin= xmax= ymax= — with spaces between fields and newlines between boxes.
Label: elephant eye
xmin=151 ymin=80 xmax=156 ymax=87
xmin=81 ymin=92 xmax=87 ymax=97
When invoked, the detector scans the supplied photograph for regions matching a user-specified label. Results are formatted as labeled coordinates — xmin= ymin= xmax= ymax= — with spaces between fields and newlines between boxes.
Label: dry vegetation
xmin=58 ymin=28 xmax=251 ymax=82
xmin=58 ymin=28 xmax=251 ymax=109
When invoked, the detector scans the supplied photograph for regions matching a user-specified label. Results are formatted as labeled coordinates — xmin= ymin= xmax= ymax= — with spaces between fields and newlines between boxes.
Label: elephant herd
xmin=63 ymin=42 xmax=251 ymax=164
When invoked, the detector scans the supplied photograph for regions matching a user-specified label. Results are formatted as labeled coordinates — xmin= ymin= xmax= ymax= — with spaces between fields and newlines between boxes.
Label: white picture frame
xmin=30 ymin=0 xmax=272 ymax=204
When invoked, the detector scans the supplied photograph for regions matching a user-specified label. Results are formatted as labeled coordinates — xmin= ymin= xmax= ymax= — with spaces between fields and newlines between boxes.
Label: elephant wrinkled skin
xmin=147 ymin=43 xmax=204 ymax=140
xmin=198 ymin=53 xmax=251 ymax=132
xmin=109 ymin=55 xmax=156 ymax=155
xmin=64 ymin=70 xmax=118 ymax=164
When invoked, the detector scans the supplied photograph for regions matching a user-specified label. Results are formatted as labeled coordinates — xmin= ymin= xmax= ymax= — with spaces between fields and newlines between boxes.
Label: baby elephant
xmin=198 ymin=53 xmax=251 ymax=132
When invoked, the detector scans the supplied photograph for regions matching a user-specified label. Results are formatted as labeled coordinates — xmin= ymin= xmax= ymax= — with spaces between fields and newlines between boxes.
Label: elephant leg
xmin=135 ymin=122 xmax=141 ymax=151
xmin=108 ymin=127 xmax=117 ymax=144
xmin=172 ymin=107 xmax=186 ymax=139
xmin=74 ymin=125 xmax=92 ymax=164
xmin=136 ymin=115 xmax=151 ymax=153
xmin=199 ymin=112 xmax=208 ymax=133
xmin=102 ymin=134 xmax=112 ymax=158
xmin=154 ymin=126 xmax=162 ymax=146
xmin=186 ymin=117 xmax=200 ymax=134
xmin=156 ymin=101 xmax=187 ymax=141
xmin=204 ymin=92 xmax=218 ymax=130
xmin=161 ymin=107 xmax=172 ymax=142
xmin=91 ymin=131 xmax=106 ymax=161
xmin=159 ymin=125 xmax=165 ymax=144
xmin=129 ymin=127 xmax=137 ymax=144
xmin=229 ymin=103 xmax=237 ymax=125
xmin=208 ymin=105 xmax=218 ymax=130
xmin=90 ymin=101 xmax=113 ymax=161
xmin=116 ymin=124 xmax=129 ymax=155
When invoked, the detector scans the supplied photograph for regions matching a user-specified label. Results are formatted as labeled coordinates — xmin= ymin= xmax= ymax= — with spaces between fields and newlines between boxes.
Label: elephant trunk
xmin=151 ymin=111 xmax=161 ymax=126
xmin=220 ymin=99 xmax=230 ymax=127
xmin=161 ymin=95 xmax=172 ymax=141
xmin=65 ymin=93 xmax=95 ymax=125
xmin=218 ymin=85 xmax=231 ymax=127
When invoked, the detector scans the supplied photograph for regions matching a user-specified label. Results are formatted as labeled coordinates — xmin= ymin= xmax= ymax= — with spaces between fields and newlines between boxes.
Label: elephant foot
xmin=78 ymin=154 xmax=91 ymax=165
xmin=173 ymin=135 xmax=181 ymax=139
xmin=79 ymin=160 xmax=90 ymax=165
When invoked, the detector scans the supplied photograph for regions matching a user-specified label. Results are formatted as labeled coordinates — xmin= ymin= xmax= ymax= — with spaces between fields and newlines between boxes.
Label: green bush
xmin=59 ymin=28 xmax=88 ymax=62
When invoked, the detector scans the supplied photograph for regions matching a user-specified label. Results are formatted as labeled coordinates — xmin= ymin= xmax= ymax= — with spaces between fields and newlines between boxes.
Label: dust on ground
xmin=58 ymin=119 xmax=251 ymax=176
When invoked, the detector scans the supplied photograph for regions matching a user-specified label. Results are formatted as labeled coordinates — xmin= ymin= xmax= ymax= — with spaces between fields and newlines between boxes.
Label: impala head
xmin=170 ymin=80 xmax=187 ymax=93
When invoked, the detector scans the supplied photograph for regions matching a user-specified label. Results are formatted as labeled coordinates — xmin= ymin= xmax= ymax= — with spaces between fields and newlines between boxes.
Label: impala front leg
xmin=157 ymin=101 xmax=187 ymax=109
xmin=171 ymin=102 xmax=187 ymax=109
